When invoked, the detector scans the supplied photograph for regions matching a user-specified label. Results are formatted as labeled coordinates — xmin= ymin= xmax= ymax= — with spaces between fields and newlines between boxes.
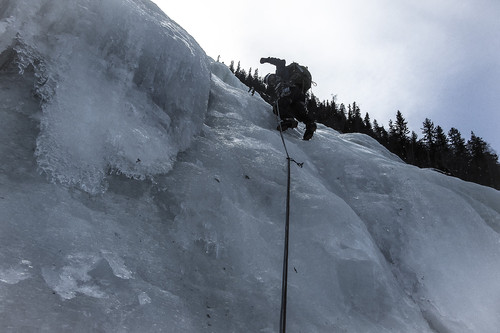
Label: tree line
xmin=227 ymin=60 xmax=500 ymax=190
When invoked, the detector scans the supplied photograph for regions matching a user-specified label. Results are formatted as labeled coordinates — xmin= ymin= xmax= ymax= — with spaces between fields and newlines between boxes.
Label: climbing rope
xmin=274 ymin=100 xmax=302 ymax=333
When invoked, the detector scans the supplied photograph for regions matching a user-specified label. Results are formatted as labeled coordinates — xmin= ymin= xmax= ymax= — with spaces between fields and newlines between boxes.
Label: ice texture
xmin=1 ymin=0 xmax=210 ymax=194
xmin=1 ymin=0 xmax=500 ymax=332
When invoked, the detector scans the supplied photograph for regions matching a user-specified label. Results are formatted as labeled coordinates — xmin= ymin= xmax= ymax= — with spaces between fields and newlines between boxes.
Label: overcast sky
xmin=153 ymin=0 xmax=499 ymax=153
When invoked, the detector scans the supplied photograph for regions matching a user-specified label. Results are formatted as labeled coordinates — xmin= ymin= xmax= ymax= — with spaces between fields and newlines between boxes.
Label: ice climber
xmin=260 ymin=57 xmax=317 ymax=140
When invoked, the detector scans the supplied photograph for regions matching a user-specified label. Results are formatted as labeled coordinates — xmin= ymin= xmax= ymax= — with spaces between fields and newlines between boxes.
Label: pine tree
xmin=235 ymin=61 xmax=241 ymax=78
xmin=406 ymin=131 xmax=420 ymax=165
xmin=420 ymin=118 xmax=435 ymax=167
xmin=307 ymin=93 xmax=319 ymax=118
xmin=333 ymin=102 xmax=346 ymax=132
xmin=346 ymin=104 xmax=353 ymax=132
xmin=421 ymin=118 xmax=435 ymax=147
xmin=246 ymin=67 xmax=253 ymax=83
xmin=434 ymin=125 xmax=449 ymax=171
xmin=388 ymin=119 xmax=394 ymax=136
xmin=253 ymin=68 xmax=259 ymax=83
xmin=373 ymin=119 xmax=380 ymax=137
xmin=385 ymin=111 xmax=410 ymax=160
xmin=339 ymin=103 xmax=348 ymax=132
xmin=448 ymin=127 xmax=468 ymax=178
xmin=362 ymin=112 xmax=373 ymax=135
xmin=376 ymin=124 xmax=389 ymax=147
xmin=238 ymin=68 xmax=247 ymax=82
xmin=448 ymin=128 xmax=467 ymax=156
xmin=394 ymin=111 xmax=410 ymax=138
xmin=373 ymin=119 xmax=388 ymax=146
xmin=467 ymin=132 xmax=489 ymax=185
xmin=352 ymin=102 xmax=363 ymax=132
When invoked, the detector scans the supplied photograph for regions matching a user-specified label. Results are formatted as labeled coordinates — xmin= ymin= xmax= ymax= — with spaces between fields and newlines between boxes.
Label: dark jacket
xmin=260 ymin=57 xmax=289 ymax=81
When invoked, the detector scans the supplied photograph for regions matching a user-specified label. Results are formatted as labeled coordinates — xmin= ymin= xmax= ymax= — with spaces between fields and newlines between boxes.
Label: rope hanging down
xmin=274 ymin=101 xmax=302 ymax=333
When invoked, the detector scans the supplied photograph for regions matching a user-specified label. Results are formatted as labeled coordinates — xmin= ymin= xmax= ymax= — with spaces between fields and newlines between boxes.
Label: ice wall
xmin=0 ymin=0 xmax=211 ymax=194
xmin=1 ymin=0 xmax=500 ymax=332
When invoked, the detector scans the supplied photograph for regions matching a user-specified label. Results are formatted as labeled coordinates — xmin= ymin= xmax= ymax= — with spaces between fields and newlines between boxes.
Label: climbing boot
xmin=303 ymin=123 xmax=317 ymax=140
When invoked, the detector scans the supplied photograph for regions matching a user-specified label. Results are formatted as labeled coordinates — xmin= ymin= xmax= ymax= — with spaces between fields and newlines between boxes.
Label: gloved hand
xmin=260 ymin=57 xmax=268 ymax=64
xmin=279 ymin=86 xmax=291 ymax=98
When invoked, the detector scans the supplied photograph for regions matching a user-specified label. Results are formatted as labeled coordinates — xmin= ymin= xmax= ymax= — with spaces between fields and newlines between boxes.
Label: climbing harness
xmin=275 ymin=100 xmax=302 ymax=333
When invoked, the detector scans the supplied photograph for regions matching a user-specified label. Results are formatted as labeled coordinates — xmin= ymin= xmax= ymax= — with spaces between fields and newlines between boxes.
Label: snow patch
xmin=101 ymin=250 xmax=133 ymax=280
xmin=138 ymin=292 xmax=152 ymax=305
xmin=0 ymin=260 xmax=32 ymax=284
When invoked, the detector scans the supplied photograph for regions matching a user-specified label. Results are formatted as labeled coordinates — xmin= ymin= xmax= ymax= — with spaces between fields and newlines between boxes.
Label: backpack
xmin=286 ymin=62 xmax=312 ymax=92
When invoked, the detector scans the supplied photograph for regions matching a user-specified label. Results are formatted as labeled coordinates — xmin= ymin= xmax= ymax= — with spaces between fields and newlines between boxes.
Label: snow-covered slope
xmin=1 ymin=0 xmax=500 ymax=332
